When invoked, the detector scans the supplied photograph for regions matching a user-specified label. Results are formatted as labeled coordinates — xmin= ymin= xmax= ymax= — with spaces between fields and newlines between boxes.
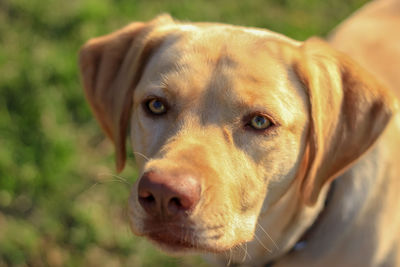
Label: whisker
xmin=98 ymin=173 xmax=131 ymax=186
xmin=84 ymin=181 xmax=102 ymax=193
xmin=257 ymin=222 xmax=279 ymax=250
xmin=223 ymin=250 xmax=229 ymax=261
xmin=254 ymin=233 xmax=272 ymax=253
xmin=82 ymin=178 xmax=129 ymax=195
xmin=241 ymin=242 xmax=251 ymax=262
xmin=133 ymin=151 xmax=150 ymax=161
xmin=226 ymin=248 xmax=233 ymax=266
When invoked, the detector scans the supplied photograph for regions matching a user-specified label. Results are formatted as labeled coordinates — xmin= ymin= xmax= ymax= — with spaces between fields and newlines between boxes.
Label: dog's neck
xmin=254 ymin=178 xmax=331 ymax=265
xmin=269 ymin=137 xmax=396 ymax=266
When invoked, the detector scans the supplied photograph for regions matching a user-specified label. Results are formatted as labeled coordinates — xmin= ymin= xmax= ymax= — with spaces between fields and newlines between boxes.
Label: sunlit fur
xmin=127 ymin=23 xmax=327 ymax=263
xmin=79 ymin=2 xmax=400 ymax=265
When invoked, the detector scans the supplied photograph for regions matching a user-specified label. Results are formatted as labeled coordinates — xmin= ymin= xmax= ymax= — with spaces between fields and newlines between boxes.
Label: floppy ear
xmin=294 ymin=37 xmax=397 ymax=206
xmin=79 ymin=15 xmax=173 ymax=172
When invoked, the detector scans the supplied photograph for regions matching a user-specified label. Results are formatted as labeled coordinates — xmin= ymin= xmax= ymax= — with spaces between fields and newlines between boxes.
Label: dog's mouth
xmin=147 ymin=229 xmax=196 ymax=251
xmin=128 ymin=170 xmax=258 ymax=254
xmin=141 ymin=220 xmax=228 ymax=253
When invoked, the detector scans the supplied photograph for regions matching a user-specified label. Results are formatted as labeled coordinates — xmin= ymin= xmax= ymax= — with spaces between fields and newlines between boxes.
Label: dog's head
xmin=79 ymin=15 xmax=395 ymax=260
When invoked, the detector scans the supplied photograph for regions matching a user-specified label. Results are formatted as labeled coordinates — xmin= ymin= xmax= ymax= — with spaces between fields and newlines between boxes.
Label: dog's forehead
xmin=153 ymin=25 xmax=295 ymax=80
xmin=157 ymin=22 xmax=300 ymax=44
xmin=137 ymin=23 xmax=306 ymax=124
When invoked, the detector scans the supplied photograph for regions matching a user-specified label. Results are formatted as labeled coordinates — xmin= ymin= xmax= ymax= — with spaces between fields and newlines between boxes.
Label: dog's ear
xmin=79 ymin=15 xmax=173 ymax=172
xmin=294 ymin=37 xmax=397 ymax=206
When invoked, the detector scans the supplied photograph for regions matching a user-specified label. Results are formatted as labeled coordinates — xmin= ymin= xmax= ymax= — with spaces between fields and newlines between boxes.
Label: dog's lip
xmin=147 ymin=231 xmax=196 ymax=250
xmin=143 ymin=221 xmax=199 ymax=250
xmin=146 ymin=232 xmax=231 ymax=253
xmin=142 ymin=221 xmax=228 ymax=253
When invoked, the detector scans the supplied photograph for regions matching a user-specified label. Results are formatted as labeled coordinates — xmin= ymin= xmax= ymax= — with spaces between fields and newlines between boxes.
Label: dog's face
xmin=128 ymin=23 xmax=309 ymax=253
xmin=79 ymin=15 xmax=395 ymax=260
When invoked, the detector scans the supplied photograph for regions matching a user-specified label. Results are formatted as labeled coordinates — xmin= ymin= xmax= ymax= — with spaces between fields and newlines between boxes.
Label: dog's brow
xmin=160 ymin=85 xmax=175 ymax=98
xmin=145 ymin=85 xmax=172 ymax=99
xmin=235 ymin=100 xmax=279 ymax=121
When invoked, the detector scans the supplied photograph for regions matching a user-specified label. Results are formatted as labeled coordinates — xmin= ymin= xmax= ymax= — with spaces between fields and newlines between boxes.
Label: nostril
xmin=139 ymin=194 xmax=155 ymax=204
xmin=138 ymin=192 xmax=157 ymax=215
xmin=167 ymin=193 xmax=197 ymax=214
xmin=139 ymin=189 xmax=152 ymax=199
xmin=169 ymin=197 xmax=182 ymax=208
xmin=138 ymin=171 xmax=201 ymax=218
xmin=170 ymin=197 xmax=181 ymax=206
xmin=167 ymin=197 xmax=184 ymax=215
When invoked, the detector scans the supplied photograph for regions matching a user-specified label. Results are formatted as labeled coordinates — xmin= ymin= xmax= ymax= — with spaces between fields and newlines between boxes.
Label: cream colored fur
xmin=79 ymin=1 xmax=400 ymax=266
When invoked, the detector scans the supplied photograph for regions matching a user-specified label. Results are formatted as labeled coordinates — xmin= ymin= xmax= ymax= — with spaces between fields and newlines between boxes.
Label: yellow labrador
xmin=79 ymin=1 xmax=400 ymax=266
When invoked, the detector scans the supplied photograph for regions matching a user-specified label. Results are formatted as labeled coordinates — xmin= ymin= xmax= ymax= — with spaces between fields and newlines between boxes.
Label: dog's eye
xmin=146 ymin=98 xmax=167 ymax=115
xmin=249 ymin=115 xmax=272 ymax=130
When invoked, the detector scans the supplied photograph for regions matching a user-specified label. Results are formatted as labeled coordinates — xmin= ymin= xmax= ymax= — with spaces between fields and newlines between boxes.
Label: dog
xmin=79 ymin=0 xmax=400 ymax=265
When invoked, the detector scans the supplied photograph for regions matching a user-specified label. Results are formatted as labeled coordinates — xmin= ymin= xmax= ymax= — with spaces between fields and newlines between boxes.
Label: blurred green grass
xmin=0 ymin=0 xmax=368 ymax=266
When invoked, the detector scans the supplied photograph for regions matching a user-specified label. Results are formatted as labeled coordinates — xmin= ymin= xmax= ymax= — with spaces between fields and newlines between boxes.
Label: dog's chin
xmin=146 ymin=233 xmax=228 ymax=256
xmin=130 ymin=218 xmax=251 ymax=256
xmin=146 ymin=233 xmax=247 ymax=256
xmin=146 ymin=233 xmax=199 ymax=255
xmin=143 ymin=228 xmax=234 ymax=255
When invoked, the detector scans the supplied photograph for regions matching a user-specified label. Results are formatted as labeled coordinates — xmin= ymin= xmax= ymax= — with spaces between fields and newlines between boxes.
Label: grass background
xmin=0 ymin=0 xmax=368 ymax=266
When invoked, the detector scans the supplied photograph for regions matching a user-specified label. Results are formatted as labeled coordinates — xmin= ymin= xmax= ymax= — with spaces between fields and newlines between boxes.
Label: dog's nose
xmin=138 ymin=171 xmax=201 ymax=218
